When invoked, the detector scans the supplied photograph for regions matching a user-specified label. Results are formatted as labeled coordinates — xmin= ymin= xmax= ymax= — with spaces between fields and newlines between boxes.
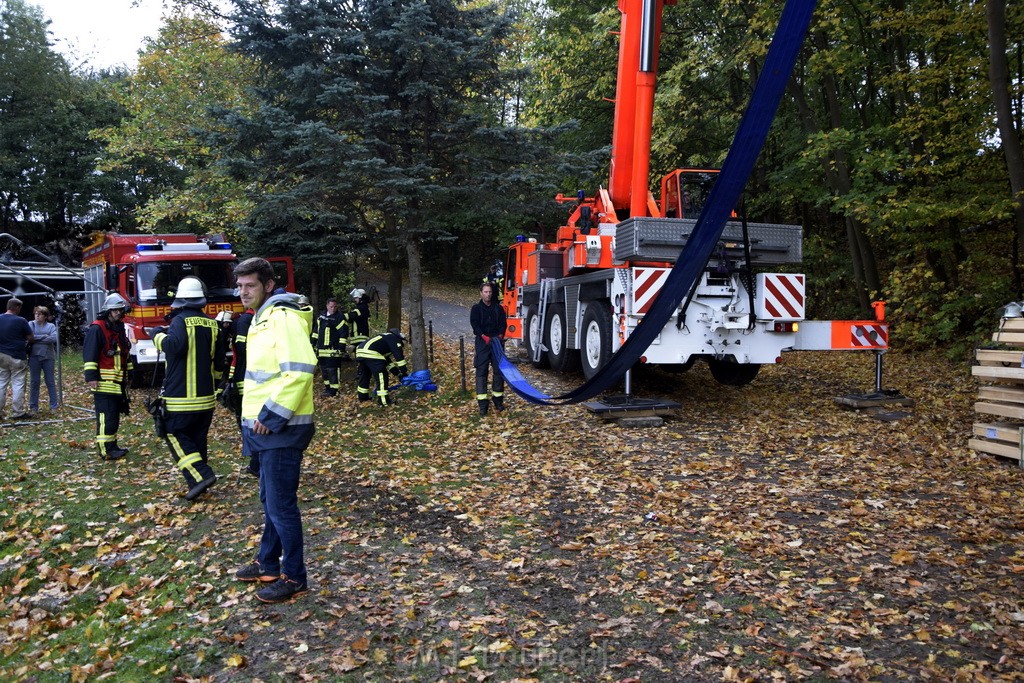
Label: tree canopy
xmin=219 ymin=0 xmax=576 ymax=365
xmin=95 ymin=11 xmax=259 ymax=237
xmin=0 ymin=0 xmax=134 ymax=241
xmin=2 ymin=0 xmax=1023 ymax=350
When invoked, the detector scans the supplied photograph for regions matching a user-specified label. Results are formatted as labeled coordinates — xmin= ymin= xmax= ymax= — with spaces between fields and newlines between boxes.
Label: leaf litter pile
xmin=1 ymin=342 xmax=1022 ymax=681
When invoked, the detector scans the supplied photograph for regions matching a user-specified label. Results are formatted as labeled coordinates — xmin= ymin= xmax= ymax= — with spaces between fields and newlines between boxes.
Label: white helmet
xmin=171 ymin=276 xmax=207 ymax=308
xmin=100 ymin=293 xmax=131 ymax=314
xmin=350 ymin=288 xmax=366 ymax=300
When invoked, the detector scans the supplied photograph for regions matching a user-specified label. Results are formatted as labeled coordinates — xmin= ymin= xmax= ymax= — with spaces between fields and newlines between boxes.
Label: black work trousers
xmin=320 ymin=357 xmax=341 ymax=392
xmin=163 ymin=410 xmax=216 ymax=488
xmin=356 ymin=360 xmax=391 ymax=405
xmin=93 ymin=391 xmax=122 ymax=456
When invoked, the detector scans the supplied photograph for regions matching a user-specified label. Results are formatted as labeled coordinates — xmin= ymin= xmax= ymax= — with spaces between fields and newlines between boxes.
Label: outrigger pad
xmin=833 ymin=390 xmax=914 ymax=410
xmin=582 ymin=395 xmax=681 ymax=420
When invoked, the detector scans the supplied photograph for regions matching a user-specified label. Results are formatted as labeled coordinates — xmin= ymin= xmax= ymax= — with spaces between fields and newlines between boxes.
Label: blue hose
xmin=497 ymin=0 xmax=818 ymax=406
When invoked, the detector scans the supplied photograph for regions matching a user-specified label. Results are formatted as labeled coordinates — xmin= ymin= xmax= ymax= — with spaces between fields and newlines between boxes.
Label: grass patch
xmin=1 ymin=342 xmax=1021 ymax=681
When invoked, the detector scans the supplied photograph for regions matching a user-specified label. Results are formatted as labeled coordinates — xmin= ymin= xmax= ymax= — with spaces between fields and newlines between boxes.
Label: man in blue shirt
xmin=0 ymin=298 xmax=34 ymax=420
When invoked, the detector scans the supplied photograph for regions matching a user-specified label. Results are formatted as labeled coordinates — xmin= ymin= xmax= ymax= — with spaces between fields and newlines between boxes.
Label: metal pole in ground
xmin=459 ymin=335 xmax=466 ymax=393
xmin=55 ymin=326 xmax=64 ymax=407
xmin=874 ymin=349 xmax=885 ymax=393
xmin=428 ymin=320 xmax=434 ymax=363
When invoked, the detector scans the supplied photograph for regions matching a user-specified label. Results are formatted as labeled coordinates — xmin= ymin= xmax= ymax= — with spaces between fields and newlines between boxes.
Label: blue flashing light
xmin=210 ymin=242 xmax=232 ymax=250
xmin=136 ymin=244 xmax=162 ymax=252
xmin=515 ymin=235 xmax=526 ymax=243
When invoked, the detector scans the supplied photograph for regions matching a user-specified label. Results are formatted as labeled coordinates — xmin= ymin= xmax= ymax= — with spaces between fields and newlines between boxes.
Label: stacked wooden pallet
xmin=971 ymin=317 xmax=1024 ymax=465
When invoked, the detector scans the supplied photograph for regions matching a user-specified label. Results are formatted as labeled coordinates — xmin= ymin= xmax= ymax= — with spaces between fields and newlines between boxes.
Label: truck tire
xmin=524 ymin=306 xmax=549 ymax=368
xmin=545 ymin=303 xmax=580 ymax=373
xmin=707 ymin=357 xmax=760 ymax=386
xmin=580 ymin=302 xmax=612 ymax=380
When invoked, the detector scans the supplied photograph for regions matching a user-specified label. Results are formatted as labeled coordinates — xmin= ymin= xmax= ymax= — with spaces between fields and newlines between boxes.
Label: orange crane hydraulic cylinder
xmin=608 ymin=0 xmax=674 ymax=218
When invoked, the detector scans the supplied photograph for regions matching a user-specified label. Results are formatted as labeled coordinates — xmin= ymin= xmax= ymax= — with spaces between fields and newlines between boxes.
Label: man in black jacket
xmin=343 ymin=288 xmax=371 ymax=355
xmin=218 ymin=307 xmax=258 ymax=476
xmin=311 ymin=297 xmax=346 ymax=396
xmin=151 ymin=276 xmax=224 ymax=500
xmin=469 ymin=282 xmax=507 ymax=416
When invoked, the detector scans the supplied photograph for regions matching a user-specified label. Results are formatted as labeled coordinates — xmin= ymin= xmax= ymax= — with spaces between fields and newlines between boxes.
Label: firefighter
xmin=482 ymin=264 xmax=502 ymax=302
xmin=344 ymin=288 xmax=371 ymax=356
xmin=83 ymin=293 xmax=133 ymax=460
xmin=150 ymin=276 xmax=224 ymax=501
xmin=470 ymin=281 xmax=507 ymax=415
xmin=311 ymin=297 xmax=346 ymax=396
xmin=355 ymin=329 xmax=408 ymax=406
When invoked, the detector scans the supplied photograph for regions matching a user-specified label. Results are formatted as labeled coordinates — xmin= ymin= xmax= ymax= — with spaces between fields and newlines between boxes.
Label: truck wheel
xmin=524 ymin=306 xmax=549 ymax=368
xmin=707 ymin=357 xmax=760 ymax=386
xmin=546 ymin=303 xmax=580 ymax=373
xmin=580 ymin=302 xmax=612 ymax=380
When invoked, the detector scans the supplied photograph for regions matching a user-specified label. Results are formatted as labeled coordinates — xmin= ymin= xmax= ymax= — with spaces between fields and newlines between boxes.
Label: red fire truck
xmin=82 ymin=232 xmax=294 ymax=383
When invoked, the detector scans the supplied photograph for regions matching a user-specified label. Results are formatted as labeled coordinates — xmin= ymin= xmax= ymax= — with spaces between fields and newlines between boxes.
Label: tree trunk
xmin=308 ymin=276 xmax=319 ymax=313
xmin=387 ymin=253 xmax=403 ymax=330
xmin=386 ymin=215 xmax=403 ymax=330
xmin=814 ymin=33 xmax=880 ymax=312
xmin=405 ymin=237 xmax=428 ymax=372
xmin=987 ymin=0 xmax=1024 ymax=291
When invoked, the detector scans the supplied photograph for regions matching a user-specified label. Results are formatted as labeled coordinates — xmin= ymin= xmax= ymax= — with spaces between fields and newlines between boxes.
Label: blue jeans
xmin=257 ymin=447 xmax=306 ymax=584
xmin=29 ymin=356 xmax=57 ymax=411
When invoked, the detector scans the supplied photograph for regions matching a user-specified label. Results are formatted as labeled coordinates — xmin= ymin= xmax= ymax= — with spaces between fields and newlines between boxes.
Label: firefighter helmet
xmin=171 ymin=276 xmax=207 ymax=308
xmin=387 ymin=327 xmax=405 ymax=340
xmin=350 ymin=288 xmax=366 ymax=300
xmin=99 ymin=293 xmax=131 ymax=314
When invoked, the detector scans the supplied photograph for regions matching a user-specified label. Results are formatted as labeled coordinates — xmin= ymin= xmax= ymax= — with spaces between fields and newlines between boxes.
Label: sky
xmin=30 ymin=0 xmax=168 ymax=71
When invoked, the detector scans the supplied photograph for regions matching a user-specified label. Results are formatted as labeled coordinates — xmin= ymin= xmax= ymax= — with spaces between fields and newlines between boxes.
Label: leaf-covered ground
xmin=1 ymin=340 xmax=1022 ymax=682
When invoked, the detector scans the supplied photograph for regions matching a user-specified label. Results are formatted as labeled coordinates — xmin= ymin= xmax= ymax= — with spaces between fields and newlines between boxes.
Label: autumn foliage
xmin=0 ymin=336 xmax=1021 ymax=681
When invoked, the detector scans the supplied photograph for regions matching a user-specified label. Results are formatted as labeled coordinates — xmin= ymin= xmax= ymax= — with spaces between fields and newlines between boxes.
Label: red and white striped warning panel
xmin=847 ymin=323 xmax=888 ymax=349
xmin=756 ymin=273 xmax=805 ymax=321
xmin=792 ymin=320 xmax=889 ymax=351
xmin=632 ymin=267 xmax=670 ymax=314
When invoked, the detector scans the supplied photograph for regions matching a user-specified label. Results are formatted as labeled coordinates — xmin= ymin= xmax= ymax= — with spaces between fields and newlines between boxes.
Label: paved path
xmin=356 ymin=275 xmax=472 ymax=340
xmin=421 ymin=296 xmax=472 ymax=340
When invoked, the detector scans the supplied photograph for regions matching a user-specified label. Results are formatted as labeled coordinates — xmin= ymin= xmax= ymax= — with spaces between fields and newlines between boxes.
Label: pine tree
xmin=223 ymin=0 xmax=570 ymax=367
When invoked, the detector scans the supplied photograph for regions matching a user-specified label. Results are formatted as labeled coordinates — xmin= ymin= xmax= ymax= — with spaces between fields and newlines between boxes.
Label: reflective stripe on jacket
xmin=356 ymin=332 xmax=408 ymax=373
xmin=83 ymin=318 xmax=132 ymax=395
xmin=153 ymin=307 xmax=223 ymax=413
xmin=242 ymin=294 xmax=316 ymax=451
